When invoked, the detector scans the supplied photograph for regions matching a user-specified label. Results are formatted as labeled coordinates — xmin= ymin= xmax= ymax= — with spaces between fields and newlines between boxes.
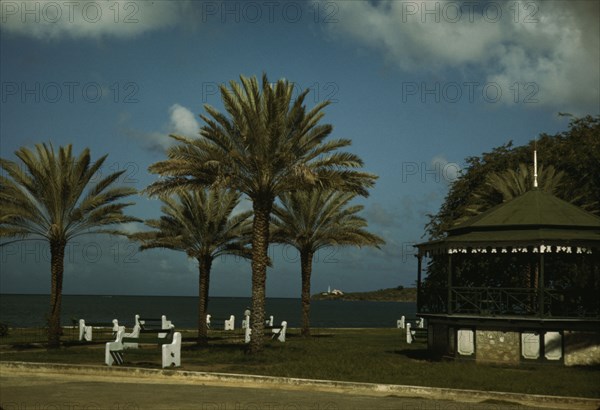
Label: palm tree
xmin=0 ymin=143 xmax=139 ymax=347
xmin=146 ymin=74 xmax=377 ymax=353
xmin=130 ymin=189 xmax=252 ymax=345
xmin=459 ymin=163 xmax=566 ymax=224
xmin=272 ymin=190 xmax=385 ymax=336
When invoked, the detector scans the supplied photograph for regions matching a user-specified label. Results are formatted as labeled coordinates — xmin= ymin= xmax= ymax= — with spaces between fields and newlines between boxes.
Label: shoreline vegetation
xmin=311 ymin=286 xmax=417 ymax=302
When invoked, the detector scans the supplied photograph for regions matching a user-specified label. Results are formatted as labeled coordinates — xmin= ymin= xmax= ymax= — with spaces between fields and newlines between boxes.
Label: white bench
xmin=135 ymin=314 xmax=173 ymax=338
xmin=78 ymin=319 xmax=123 ymax=341
xmin=244 ymin=315 xmax=287 ymax=343
xmin=105 ymin=328 xmax=181 ymax=368
xmin=242 ymin=315 xmax=273 ymax=329
xmin=206 ymin=314 xmax=235 ymax=330
xmin=397 ymin=316 xmax=425 ymax=329
xmin=123 ymin=314 xmax=173 ymax=348
xmin=406 ymin=323 xmax=428 ymax=344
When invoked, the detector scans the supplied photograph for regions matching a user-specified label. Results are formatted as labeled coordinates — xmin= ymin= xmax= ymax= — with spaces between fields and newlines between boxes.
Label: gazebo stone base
xmin=423 ymin=315 xmax=600 ymax=366
xmin=563 ymin=331 xmax=600 ymax=366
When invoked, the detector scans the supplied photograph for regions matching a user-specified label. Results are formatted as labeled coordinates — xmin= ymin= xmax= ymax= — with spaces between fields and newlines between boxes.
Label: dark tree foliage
xmin=422 ymin=116 xmax=600 ymax=298
xmin=426 ymin=115 xmax=600 ymax=240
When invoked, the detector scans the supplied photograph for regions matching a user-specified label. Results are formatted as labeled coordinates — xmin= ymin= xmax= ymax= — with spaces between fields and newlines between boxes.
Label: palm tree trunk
xmin=197 ymin=255 xmax=212 ymax=346
xmin=300 ymin=250 xmax=314 ymax=337
xmin=48 ymin=240 xmax=65 ymax=348
xmin=203 ymin=261 xmax=210 ymax=314
xmin=249 ymin=198 xmax=272 ymax=354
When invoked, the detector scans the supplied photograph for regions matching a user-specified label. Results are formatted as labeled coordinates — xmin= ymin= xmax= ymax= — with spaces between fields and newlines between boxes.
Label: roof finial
xmin=533 ymin=149 xmax=538 ymax=189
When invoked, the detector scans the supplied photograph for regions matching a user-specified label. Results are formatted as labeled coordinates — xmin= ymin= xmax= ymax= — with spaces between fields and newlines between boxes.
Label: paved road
xmin=0 ymin=371 xmax=549 ymax=410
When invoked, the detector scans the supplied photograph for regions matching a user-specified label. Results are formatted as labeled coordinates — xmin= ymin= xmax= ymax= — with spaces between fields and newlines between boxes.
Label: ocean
xmin=0 ymin=294 xmax=416 ymax=329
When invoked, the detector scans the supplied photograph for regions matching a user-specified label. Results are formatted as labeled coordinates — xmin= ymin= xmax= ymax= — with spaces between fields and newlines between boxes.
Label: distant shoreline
xmin=311 ymin=287 xmax=416 ymax=302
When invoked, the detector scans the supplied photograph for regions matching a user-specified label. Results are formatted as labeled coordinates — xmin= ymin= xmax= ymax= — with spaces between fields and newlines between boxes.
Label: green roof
xmin=417 ymin=190 xmax=600 ymax=253
xmin=449 ymin=190 xmax=600 ymax=234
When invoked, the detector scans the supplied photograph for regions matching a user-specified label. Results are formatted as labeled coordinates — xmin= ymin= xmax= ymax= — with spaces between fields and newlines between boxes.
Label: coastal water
xmin=0 ymin=294 xmax=416 ymax=329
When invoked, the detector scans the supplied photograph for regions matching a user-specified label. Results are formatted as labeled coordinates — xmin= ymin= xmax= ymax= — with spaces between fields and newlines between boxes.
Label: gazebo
xmin=415 ymin=189 xmax=600 ymax=365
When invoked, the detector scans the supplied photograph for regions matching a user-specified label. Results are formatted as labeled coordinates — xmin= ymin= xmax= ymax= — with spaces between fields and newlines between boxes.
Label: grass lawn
xmin=1 ymin=327 xmax=599 ymax=398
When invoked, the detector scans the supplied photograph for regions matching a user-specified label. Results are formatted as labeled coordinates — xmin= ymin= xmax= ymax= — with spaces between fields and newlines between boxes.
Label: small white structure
xmin=79 ymin=319 xmax=92 ymax=342
xmin=135 ymin=314 xmax=173 ymax=339
xmin=544 ymin=331 xmax=563 ymax=361
xmin=123 ymin=322 xmax=141 ymax=349
xmin=323 ymin=286 xmax=344 ymax=296
xmin=243 ymin=315 xmax=273 ymax=329
xmin=224 ymin=315 xmax=235 ymax=330
xmin=105 ymin=329 xmax=126 ymax=365
xmin=457 ymin=329 xmax=475 ymax=356
xmin=405 ymin=321 xmax=428 ymax=344
xmin=521 ymin=332 xmax=540 ymax=360
xmin=406 ymin=323 xmax=413 ymax=344
xmin=398 ymin=316 xmax=424 ymax=330
xmin=206 ymin=314 xmax=235 ymax=330
xmin=162 ymin=332 xmax=182 ymax=368
xmin=78 ymin=319 xmax=123 ymax=342
xmin=105 ymin=329 xmax=181 ymax=368
xmin=244 ymin=315 xmax=287 ymax=343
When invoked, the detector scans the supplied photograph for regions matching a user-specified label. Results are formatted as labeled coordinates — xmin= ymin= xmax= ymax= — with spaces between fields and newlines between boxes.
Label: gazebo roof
xmin=417 ymin=190 xmax=600 ymax=254
xmin=449 ymin=190 xmax=600 ymax=233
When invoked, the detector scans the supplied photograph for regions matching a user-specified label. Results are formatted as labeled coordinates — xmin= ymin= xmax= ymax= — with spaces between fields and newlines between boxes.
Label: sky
xmin=1 ymin=0 xmax=599 ymax=297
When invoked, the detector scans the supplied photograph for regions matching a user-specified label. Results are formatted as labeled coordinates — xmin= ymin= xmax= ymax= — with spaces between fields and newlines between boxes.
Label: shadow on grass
xmin=3 ymin=343 xmax=45 ymax=350
xmin=183 ymin=342 xmax=244 ymax=352
xmin=390 ymin=348 xmax=443 ymax=362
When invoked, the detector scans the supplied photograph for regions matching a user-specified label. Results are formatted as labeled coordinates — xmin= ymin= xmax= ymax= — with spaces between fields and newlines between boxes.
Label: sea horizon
xmin=0 ymin=294 xmax=416 ymax=329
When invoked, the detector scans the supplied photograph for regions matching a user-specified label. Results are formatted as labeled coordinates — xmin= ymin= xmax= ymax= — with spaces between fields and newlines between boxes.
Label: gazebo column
xmin=416 ymin=253 xmax=422 ymax=313
xmin=538 ymin=252 xmax=545 ymax=316
xmin=447 ymin=253 xmax=453 ymax=314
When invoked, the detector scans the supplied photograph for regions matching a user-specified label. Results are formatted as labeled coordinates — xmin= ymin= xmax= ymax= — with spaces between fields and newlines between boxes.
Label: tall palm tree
xmin=130 ymin=189 xmax=252 ymax=345
xmin=0 ymin=143 xmax=139 ymax=347
xmin=272 ymin=190 xmax=385 ymax=336
xmin=146 ymin=74 xmax=377 ymax=353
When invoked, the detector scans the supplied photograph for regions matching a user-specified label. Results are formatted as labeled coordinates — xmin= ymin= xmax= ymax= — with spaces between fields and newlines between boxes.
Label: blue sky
xmin=1 ymin=1 xmax=599 ymax=297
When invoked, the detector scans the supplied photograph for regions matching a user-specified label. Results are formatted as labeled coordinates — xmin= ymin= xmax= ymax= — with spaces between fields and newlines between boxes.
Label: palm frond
xmin=1 ymin=143 xmax=138 ymax=243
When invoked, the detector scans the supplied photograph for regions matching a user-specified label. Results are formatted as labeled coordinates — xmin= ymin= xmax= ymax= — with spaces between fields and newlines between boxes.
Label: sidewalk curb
xmin=1 ymin=361 xmax=599 ymax=410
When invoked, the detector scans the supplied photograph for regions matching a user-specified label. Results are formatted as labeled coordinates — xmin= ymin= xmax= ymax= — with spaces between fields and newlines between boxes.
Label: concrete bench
xmin=406 ymin=323 xmax=428 ymax=344
xmin=242 ymin=315 xmax=273 ymax=329
xmin=243 ymin=315 xmax=287 ymax=343
xmin=105 ymin=327 xmax=181 ymax=368
xmin=206 ymin=314 xmax=235 ymax=330
xmin=135 ymin=314 xmax=173 ymax=338
xmin=135 ymin=314 xmax=173 ymax=329
xmin=76 ymin=319 xmax=124 ymax=342
xmin=121 ymin=314 xmax=173 ymax=348
xmin=397 ymin=316 xmax=425 ymax=329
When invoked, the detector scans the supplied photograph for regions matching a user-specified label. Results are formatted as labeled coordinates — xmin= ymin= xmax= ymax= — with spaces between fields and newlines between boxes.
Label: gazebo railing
xmin=419 ymin=287 xmax=599 ymax=318
xmin=452 ymin=287 xmax=539 ymax=315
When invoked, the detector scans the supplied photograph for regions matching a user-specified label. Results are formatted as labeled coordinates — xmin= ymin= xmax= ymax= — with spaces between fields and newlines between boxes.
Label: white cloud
xmin=169 ymin=104 xmax=200 ymax=137
xmin=121 ymin=103 xmax=198 ymax=152
xmin=431 ymin=155 xmax=462 ymax=183
xmin=0 ymin=1 xmax=193 ymax=40
xmin=116 ymin=222 xmax=141 ymax=235
xmin=328 ymin=0 xmax=599 ymax=111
